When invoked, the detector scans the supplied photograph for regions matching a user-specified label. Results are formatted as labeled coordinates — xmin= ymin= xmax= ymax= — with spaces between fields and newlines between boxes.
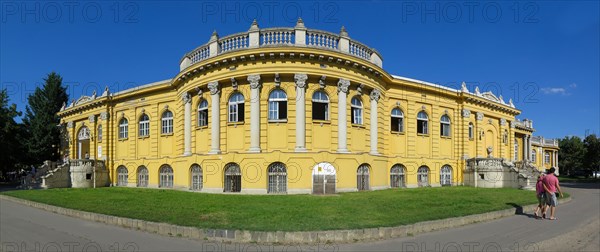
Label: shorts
xmin=545 ymin=192 xmax=558 ymax=207
xmin=537 ymin=193 xmax=546 ymax=206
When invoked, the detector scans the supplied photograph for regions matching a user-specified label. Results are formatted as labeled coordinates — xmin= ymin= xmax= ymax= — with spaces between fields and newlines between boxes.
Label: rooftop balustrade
xmin=180 ymin=19 xmax=383 ymax=71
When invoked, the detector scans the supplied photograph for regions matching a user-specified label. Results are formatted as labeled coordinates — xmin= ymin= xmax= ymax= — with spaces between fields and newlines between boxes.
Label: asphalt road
xmin=1 ymin=183 xmax=598 ymax=252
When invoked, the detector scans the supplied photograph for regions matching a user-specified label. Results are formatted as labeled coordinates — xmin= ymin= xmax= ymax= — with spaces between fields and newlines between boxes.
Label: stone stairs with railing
xmin=514 ymin=161 xmax=543 ymax=190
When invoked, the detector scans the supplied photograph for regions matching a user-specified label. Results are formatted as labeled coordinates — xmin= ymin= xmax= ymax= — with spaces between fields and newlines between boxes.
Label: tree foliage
xmin=22 ymin=72 xmax=68 ymax=164
xmin=558 ymin=136 xmax=585 ymax=175
xmin=583 ymin=134 xmax=600 ymax=171
xmin=0 ymin=89 xmax=24 ymax=174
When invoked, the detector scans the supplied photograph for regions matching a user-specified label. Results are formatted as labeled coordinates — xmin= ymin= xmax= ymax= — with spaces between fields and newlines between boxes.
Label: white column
xmin=369 ymin=89 xmax=381 ymax=155
xmin=294 ymin=73 xmax=308 ymax=152
xmin=337 ymin=79 xmax=350 ymax=153
xmin=208 ymin=82 xmax=221 ymax=154
xmin=554 ymin=151 xmax=558 ymax=167
xmin=183 ymin=93 xmax=192 ymax=156
xmin=248 ymin=74 xmax=261 ymax=153
xmin=527 ymin=135 xmax=532 ymax=161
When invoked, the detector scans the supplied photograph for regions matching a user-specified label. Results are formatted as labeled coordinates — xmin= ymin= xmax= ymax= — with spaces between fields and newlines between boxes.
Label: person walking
xmin=533 ymin=174 xmax=547 ymax=219
xmin=542 ymin=167 xmax=563 ymax=220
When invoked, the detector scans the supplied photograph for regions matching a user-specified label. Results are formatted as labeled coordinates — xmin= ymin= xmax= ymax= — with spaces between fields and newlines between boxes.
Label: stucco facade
xmin=57 ymin=20 xmax=559 ymax=194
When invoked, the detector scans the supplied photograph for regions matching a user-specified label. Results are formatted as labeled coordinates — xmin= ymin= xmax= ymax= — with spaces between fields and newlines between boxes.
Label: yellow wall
xmin=59 ymin=46 xmax=543 ymax=193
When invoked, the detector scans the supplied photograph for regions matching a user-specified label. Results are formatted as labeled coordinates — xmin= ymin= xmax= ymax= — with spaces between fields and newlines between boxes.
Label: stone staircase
xmin=514 ymin=161 xmax=543 ymax=190
xmin=18 ymin=161 xmax=70 ymax=189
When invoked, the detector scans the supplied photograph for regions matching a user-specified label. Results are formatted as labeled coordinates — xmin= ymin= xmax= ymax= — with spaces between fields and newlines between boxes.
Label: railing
xmin=260 ymin=28 xmax=294 ymax=46
xmin=544 ymin=138 xmax=559 ymax=147
xmin=306 ymin=30 xmax=338 ymax=50
xmin=181 ymin=22 xmax=382 ymax=70
xmin=219 ymin=32 xmax=250 ymax=53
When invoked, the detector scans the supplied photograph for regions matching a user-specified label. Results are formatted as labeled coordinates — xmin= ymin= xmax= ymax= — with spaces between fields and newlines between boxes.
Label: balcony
xmin=179 ymin=18 xmax=383 ymax=71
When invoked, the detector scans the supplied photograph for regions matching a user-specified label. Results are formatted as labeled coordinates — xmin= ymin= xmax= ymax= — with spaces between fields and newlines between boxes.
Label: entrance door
xmin=77 ymin=126 xmax=91 ymax=159
xmin=312 ymin=162 xmax=336 ymax=194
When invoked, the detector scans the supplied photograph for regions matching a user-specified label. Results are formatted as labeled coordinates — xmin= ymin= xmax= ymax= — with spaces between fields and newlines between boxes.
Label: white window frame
xmin=351 ymin=97 xmax=363 ymax=125
xmin=117 ymin=166 xmax=128 ymax=186
xmin=190 ymin=164 xmax=203 ymax=191
xmin=391 ymin=108 xmax=404 ymax=132
xmin=417 ymin=166 xmax=429 ymax=187
xmin=197 ymin=100 xmax=208 ymax=127
xmin=137 ymin=166 xmax=149 ymax=187
xmin=161 ymin=110 xmax=173 ymax=134
xmin=390 ymin=164 xmax=406 ymax=188
xmin=440 ymin=165 xmax=452 ymax=186
xmin=440 ymin=115 xmax=451 ymax=137
xmin=118 ymin=118 xmax=128 ymax=139
xmin=159 ymin=165 xmax=174 ymax=188
xmin=228 ymin=93 xmax=245 ymax=123
xmin=268 ymin=162 xmax=287 ymax=194
xmin=139 ymin=114 xmax=150 ymax=137
xmin=312 ymin=91 xmax=330 ymax=121
xmin=417 ymin=111 xmax=429 ymax=135
xmin=268 ymin=89 xmax=287 ymax=121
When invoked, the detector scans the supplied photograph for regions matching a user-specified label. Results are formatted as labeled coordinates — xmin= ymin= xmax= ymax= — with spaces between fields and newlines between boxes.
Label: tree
xmin=0 ymin=89 xmax=24 ymax=175
xmin=22 ymin=72 xmax=68 ymax=164
xmin=558 ymin=136 xmax=585 ymax=175
xmin=583 ymin=134 xmax=600 ymax=172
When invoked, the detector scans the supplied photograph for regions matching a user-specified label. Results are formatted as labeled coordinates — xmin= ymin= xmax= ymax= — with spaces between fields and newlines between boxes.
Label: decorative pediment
xmin=481 ymin=91 xmax=501 ymax=103
xmin=74 ymin=95 xmax=94 ymax=106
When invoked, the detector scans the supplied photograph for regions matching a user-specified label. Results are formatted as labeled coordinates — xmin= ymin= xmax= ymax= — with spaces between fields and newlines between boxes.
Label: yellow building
xmin=57 ymin=20 xmax=559 ymax=193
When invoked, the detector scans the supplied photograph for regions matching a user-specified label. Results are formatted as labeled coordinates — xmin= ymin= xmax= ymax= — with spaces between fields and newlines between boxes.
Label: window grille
xmin=224 ymin=163 xmax=242 ymax=192
xmin=357 ymin=164 xmax=370 ymax=191
xmin=190 ymin=164 xmax=203 ymax=191
xmin=268 ymin=162 xmax=287 ymax=193
xmin=159 ymin=165 xmax=173 ymax=188
xmin=417 ymin=166 xmax=429 ymax=187
xmin=390 ymin=164 xmax=406 ymax=188
xmin=117 ymin=166 xmax=128 ymax=186
xmin=440 ymin=165 xmax=452 ymax=186
xmin=137 ymin=166 xmax=149 ymax=187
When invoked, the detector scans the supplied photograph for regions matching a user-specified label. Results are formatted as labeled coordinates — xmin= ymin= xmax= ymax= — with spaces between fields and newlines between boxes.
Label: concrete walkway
xmin=1 ymin=183 xmax=598 ymax=251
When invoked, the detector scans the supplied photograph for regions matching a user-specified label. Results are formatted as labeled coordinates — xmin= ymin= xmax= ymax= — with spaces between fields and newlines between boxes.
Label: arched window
xmin=190 ymin=164 xmax=203 ymax=191
xmin=159 ymin=165 xmax=173 ymax=188
xmin=224 ymin=163 xmax=242 ymax=192
xmin=417 ymin=166 xmax=429 ymax=187
xmin=440 ymin=165 xmax=452 ymax=186
xmin=514 ymin=142 xmax=519 ymax=160
xmin=468 ymin=123 xmax=474 ymax=140
xmin=268 ymin=89 xmax=287 ymax=121
xmin=139 ymin=114 xmax=150 ymax=137
xmin=312 ymin=91 xmax=329 ymax=120
xmin=228 ymin=93 xmax=245 ymax=122
xmin=417 ymin=111 xmax=429 ymax=135
xmin=97 ymin=125 xmax=103 ymax=142
xmin=532 ymin=150 xmax=537 ymax=162
xmin=137 ymin=166 xmax=149 ymax=187
xmin=391 ymin=108 xmax=404 ymax=132
xmin=197 ymin=100 xmax=208 ymax=127
xmin=350 ymin=97 xmax=363 ymax=125
xmin=357 ymin=164 xmax=370 ymax=191
xmin=268 ymin=162 xmax=287 ymax=194
xmin=390 ymin=164 xmax=406 ymax=188
xmin=161 ymin=110 xmax=173 ymax=134
xmin=440 ymin=115 xmax=451 ymax=137
xmin=503 ymin=130 xmax=508 ymax=144
xmin=117 ymin=166 xmax=128 ymax=186
xmin=118 ymin=118 xmax=128 ymax=139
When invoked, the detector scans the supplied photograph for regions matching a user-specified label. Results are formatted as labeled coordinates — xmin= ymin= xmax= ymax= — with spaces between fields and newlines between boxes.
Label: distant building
xmin=57 ymin=19 xmax=559 ymax=193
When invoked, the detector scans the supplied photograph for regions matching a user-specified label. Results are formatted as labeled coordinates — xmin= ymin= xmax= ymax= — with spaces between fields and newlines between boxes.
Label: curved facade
xmin=57 ymin=20 xmax=559 ymax=194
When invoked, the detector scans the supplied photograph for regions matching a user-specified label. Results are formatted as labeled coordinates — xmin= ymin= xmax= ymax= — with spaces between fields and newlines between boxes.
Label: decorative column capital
xmin=462 ymin=109 xmax=471 ymax=118
xmin=476 ymin=112 xmax=484 ymax=121
xmin=67 ymin=121 xmax=74 ymax=129
xmin=337 ymin=78 xmax=350 ymax=93
xmin=181 ymin=92 xmax=192 ymax=104
xmin=510 ymin=121 xmax=516 ymax=128
xmin=88 ymin=115 xmax=95 ymax=123
xmin=207 ymin=81 xmax=220 ymax=95
xmin=100 ymin=112 xmax=109 ymax=120
xmin=294 ymin=73 xmax=308 ymax=88
xmin=248 ymin=74 xmax=261 ymax=89
xmin=369 ymin=89 xmax=381 ymax=102
xmin=500 ymin=118 xmax=507 ymax=126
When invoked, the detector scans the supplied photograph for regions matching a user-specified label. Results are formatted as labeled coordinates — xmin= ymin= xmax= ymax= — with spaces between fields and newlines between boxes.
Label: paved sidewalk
xmin=1 ymin=183 xmax=598 ymax=251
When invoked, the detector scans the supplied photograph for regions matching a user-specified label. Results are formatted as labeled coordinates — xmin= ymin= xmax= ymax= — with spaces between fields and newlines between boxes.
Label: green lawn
xmin=2 ymin=187 xmax=541 ymax=231
xmin=558 ymin=176 xmax=600 ymax=183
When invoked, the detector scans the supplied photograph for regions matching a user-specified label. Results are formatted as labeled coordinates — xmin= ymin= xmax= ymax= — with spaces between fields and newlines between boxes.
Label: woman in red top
xmin=534 ymin=174 xmax=547 ymax=219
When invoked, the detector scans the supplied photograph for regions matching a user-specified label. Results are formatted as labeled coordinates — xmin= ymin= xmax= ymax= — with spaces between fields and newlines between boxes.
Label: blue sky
xmin=1 ymin=1 xmax=598 ymax=139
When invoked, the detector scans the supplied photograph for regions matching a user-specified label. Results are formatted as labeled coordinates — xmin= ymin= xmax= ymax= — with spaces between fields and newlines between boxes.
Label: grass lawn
xmin=2 ymin=187 xmax=544 ymax=231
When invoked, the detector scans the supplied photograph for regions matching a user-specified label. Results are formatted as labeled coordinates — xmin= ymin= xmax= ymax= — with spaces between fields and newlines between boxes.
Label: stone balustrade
xmin=180 ymin=19 xmax=383 ymax=71
xmin=531 ymin=136 xmax=559 ymax=147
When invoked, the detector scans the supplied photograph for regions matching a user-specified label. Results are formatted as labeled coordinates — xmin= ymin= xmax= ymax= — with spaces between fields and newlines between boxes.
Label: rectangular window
xmin=351 ymin=108 xmax=362 ymax=124
xmin=198 ymin=110 xmax=208 ymax=127
xmin=119 ymin=125 xmax=128 ymax=139
xmin=391 ymin=117 xmax=404 ymax=132
xmin=229 ymin=104 xmax=244 ymax=122
xmin=139 ymin=122 xmax=149 ymax=137
xmin=161 ymin=119 xmax=173 ymax=134
xmin=312 ymin=102 xmax=328 ymax=120
xmin=268 ymin=101 xmax=287 ymax=121
xmin=441 ymin=124 xmax=450 ymax=137
xmin=468 ymin=126 xmax=473 ymax=139
xmin=417 ymin=120 xmax=428 ymax=134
